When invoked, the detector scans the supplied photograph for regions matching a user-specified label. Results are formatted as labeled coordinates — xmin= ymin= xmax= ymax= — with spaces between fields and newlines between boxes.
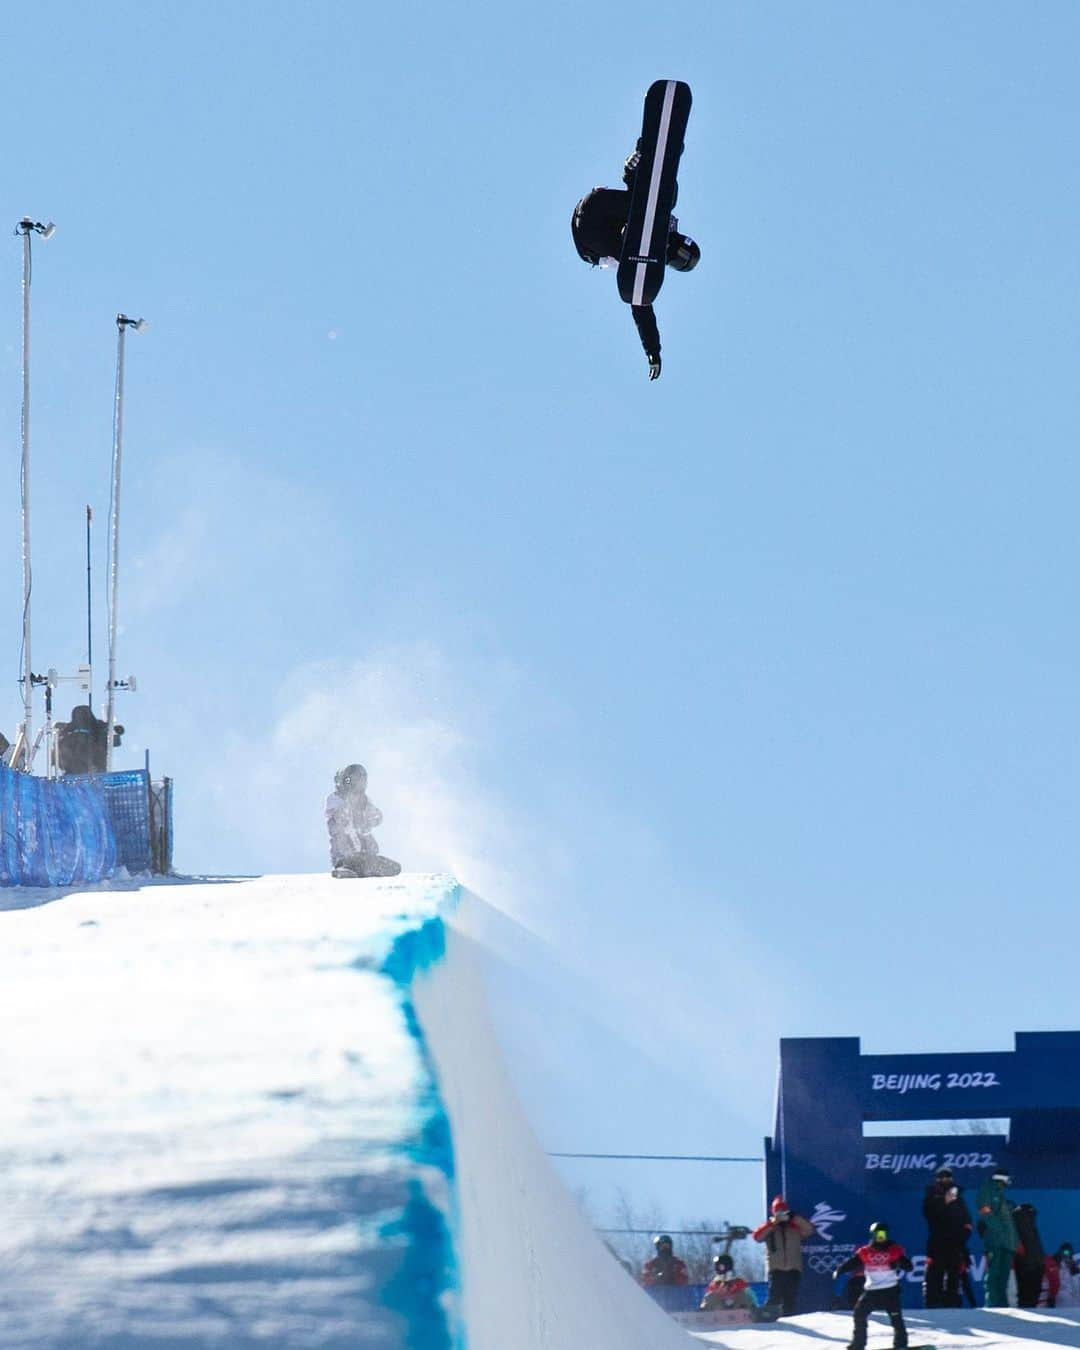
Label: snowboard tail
xmin=617 ymin=79 xmax=692 ymax=307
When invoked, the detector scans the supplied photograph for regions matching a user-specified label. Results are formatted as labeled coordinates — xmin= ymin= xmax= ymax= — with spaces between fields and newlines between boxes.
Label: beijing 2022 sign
xmin=763 ymin=1032 xmax=1080 ymax=1310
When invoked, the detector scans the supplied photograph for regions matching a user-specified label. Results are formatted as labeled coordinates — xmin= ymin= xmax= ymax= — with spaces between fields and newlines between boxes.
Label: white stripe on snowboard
xmin=632 ymin=80 xmax=677 ymax=307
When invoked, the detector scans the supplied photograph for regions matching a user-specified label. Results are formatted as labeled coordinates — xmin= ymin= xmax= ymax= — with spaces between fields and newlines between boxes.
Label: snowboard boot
xmin=332 ymin=865 xmax=360 ymax=879
xmin=364 ymin=855 xmax=402 ymax=878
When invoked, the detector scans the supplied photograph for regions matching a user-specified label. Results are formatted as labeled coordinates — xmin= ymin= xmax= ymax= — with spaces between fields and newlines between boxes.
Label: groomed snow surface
xmin=703 ymin=1310 xmax=1080 ymax=1350
xmin=2 ymin=871 xmax=1078 ymax=1350
xmin=0 ymin=873 xmax=457 ymax=1349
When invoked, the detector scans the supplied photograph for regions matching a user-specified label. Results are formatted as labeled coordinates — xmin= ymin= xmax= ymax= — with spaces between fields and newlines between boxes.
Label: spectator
xmin=752 ymin=1195 xmax=815 ymax=1316
xmin=640 ymin=1234 xmax=689 ymax=1287
xmin=922 ymin=1165 xmax=973 ymax=1307
xmin=325 ymin=764 xmax=402 ymax=879
xmin=1046 ymin=1243 xmax=1080 ymax=1308
xmin=834 ymin=1221 xmax=914 ymax=1350
xmin=55 ymin=704 xmax=113 ymax=775
xmin=700 ymin=1253 xmax=758 ymax=1311
xmin=1012 ymin=1202 xmax=1045 ymax=1308
xmin=976 ymin=1170 xmax=1018 ymax=1307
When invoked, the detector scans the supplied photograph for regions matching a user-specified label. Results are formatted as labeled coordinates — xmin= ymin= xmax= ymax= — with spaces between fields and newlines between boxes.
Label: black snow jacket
xmin=1013 ymin=1204 xmax=1045 ymax=1270
xmin=571 ymin=187 xmax=661 ymax=365
xmin=922 ymin=1182 xmax=973 ymax=1259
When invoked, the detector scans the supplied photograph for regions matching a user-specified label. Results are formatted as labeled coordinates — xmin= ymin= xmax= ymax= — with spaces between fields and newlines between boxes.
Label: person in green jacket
xmin=976 ymin=1171 xmax=1018 ymax=1306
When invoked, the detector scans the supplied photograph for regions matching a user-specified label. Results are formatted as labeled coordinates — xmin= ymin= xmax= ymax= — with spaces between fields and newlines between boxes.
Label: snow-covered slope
xmin=0 ymin=872 xmax=459 ymax=1349
xmin=0 ymin=871 xmax=690 ymax=1350
xmin=699 ymin=1308 xmax=1080 ymax=1350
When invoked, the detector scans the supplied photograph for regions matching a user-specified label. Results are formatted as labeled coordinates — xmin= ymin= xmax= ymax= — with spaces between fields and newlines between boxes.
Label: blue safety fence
xmin=149 ymin=776 xmax=174 ymax=874
xmin=99 ymin=769 xmax=154 ymax=874
xmin=0 ymin=761 xmax=117 ymax=887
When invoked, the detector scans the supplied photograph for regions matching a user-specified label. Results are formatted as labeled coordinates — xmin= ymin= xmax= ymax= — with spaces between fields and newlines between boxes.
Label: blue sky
xmin=5 ymin=2 xmax=1080 ymax=1233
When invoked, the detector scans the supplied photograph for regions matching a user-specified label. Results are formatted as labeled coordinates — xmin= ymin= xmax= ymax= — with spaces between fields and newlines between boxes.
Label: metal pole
xmin=105 ymin=320 xmax=125 ymax=771
xmin=105 ymin=313 xmax=145 ymax=771
xmin=14 ymin=218 xmax=54 ymax=773
xmin=18 ymin=224 xmax=32 ymax=771
xmin=86 ymin=505 xmax=93 ymax=709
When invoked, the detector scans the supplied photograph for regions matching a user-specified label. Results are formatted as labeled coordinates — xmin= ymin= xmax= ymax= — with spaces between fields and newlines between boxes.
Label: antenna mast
xmin=14 ymin=217 xmax=55 ymax=772
xmin=105 ymin=313 xmax=146 ymax=770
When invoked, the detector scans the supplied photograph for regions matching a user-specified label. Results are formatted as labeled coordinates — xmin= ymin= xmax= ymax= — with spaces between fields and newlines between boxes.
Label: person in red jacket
xmin=640 ymin=1234 xmax=689 ymax=1286
xmin=834 ymin=1221 xmax=913 ymax=1350
xmin=753 ymin=1195 xmax=816 ymax=1315
xmin=700 ymin=1253 xmax=759 ymax=1311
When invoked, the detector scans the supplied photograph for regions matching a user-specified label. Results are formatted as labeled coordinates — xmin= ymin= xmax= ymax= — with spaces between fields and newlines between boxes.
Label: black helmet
xmin=713 ymin=1252 xmax=734 ymax=1274
xmin=654 ymin=1233 xmax=674 ymax=1250
xmin=335 ymin=763 xmax=368 ymax=793
xmin=667 ymin=231 xmax=700 ymax=272
xmin=869 ymin=1221 xmax=889 ymax=1245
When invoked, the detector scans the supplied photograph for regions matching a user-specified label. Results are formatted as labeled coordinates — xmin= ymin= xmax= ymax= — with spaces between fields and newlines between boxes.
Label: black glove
xmin=648 ymin=353 xmax=661 ymax=380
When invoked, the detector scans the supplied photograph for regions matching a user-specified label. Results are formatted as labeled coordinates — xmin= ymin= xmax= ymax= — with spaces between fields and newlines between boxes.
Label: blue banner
xmin=765 ymin=1034 xmax=1080 ymax=1311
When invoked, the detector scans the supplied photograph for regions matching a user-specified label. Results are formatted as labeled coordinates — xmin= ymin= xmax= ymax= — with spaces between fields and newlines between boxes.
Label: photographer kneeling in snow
xmin=325 ymin=764 xmax=401 ymax=879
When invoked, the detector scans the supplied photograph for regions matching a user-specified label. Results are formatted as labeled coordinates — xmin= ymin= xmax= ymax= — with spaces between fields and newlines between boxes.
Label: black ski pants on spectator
xmin=768 ymin=1269 xmax=802 ymax=1316
xmin=1016 ymin=1264 xmax=1043 ymax=1308
xmin=850 ymin=1285 xmax=908 ymax=1350
xmin=924 ymin=1255 xmax=963 ymax=1307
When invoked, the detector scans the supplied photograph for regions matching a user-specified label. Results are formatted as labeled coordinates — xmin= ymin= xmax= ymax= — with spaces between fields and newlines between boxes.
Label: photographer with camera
xmin=752 ymin=1196 xmax=815 ymax=1316
xmin=922 ymin=1165 xmax=973 ymax=1307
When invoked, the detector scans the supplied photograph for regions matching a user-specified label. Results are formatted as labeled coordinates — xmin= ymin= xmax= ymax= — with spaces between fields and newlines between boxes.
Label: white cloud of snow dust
xmin=199 ymin=641 xmax=528 ymax=906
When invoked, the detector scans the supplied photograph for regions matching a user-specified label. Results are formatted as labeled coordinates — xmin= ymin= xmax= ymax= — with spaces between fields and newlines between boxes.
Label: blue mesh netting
xmin=99 ymin=770 xmax=153 ymax=874
xmin=0 ymin=761 xmax=117 ymax=887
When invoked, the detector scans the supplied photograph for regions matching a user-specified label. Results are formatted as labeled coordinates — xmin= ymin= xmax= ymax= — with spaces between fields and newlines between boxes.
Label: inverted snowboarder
xmin=571 ymin=79 xmax=698 ymax=380
xmin=325 ymin=764 xmax=401 ymax=879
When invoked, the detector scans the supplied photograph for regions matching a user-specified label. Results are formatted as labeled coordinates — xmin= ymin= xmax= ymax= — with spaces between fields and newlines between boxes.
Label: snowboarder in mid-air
xmin=572 ymin=79 xmax=698 ymax=380
xmin=325 ymin=764 xmax=401 ymax=879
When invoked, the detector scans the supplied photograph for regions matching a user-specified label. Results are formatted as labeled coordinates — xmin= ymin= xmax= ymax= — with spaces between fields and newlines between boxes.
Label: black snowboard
xmin=617 ymin=79 xmax=692 ymax=308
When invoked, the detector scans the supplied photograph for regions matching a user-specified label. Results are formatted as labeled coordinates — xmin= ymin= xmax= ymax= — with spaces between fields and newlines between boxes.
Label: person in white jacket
xmin=325 ymin=764 xmax=401 ymax=879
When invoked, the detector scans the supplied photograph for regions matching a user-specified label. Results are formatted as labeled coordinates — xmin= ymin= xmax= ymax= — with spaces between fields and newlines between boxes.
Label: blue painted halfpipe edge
xmin=377 ymin=879 xmax=465 ymax=1350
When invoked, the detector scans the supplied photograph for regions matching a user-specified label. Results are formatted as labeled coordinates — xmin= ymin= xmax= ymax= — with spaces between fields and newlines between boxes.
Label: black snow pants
xmin=767 ymin=1269 xmax=801 ymax=1316
xmin=924 ymin=1252 xmax=963 ymax=1307
xmin=1016 ymin=1263 xmax=1043 ymax=1308
xmin=850 ymin=1284 xmax=908 ymax=1350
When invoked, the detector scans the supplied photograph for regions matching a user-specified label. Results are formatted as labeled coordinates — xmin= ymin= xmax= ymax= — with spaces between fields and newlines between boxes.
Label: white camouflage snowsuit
xmin=325 ymin=766 xmax=401 ymax=877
